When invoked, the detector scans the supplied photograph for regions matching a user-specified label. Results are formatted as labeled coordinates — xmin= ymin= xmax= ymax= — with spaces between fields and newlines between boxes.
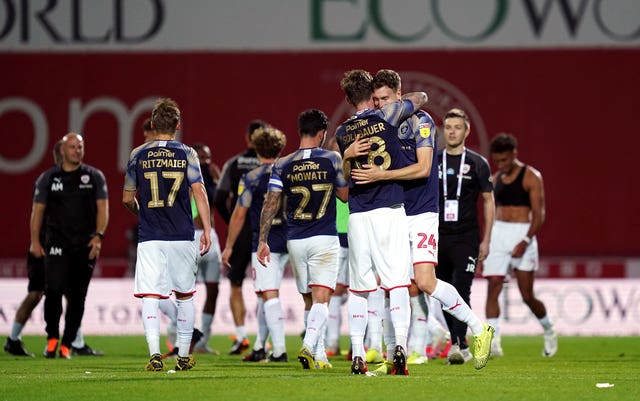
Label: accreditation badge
xmin=444 ymin=199 xmax=459 ymax=222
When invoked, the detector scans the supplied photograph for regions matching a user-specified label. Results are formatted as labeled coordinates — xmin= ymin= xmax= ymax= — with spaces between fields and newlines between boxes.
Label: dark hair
xmin=252 ymin=127 xmax=287 ymax=159
xmin=373 ymin=69 xmax=401 ymax=91
xmin=298 ymin=109 xmax=328 ymax=138
xmin=443 ymin=108 xmax=470 ymax=130
xmin=151 ymin=98 xmax=180 ymax=134
xmin=192 ymin=143 xmax=207 ymax=152
xmin=490 ymin=133 xmax=518 ymax=153
xmin=246 ymin=119 xmax=269 ymax=139
xmin=142 ymin=118 xmax=153 ymax=132
xmin=340 ymin=69 xmax=373 ymax=106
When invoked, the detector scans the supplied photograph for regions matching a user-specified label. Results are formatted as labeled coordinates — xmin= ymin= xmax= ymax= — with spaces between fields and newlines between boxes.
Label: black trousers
xmin=44 ymin=242 xmax=95 ymax=347
xmin=436 ymin=231 xmax=478 ymax=349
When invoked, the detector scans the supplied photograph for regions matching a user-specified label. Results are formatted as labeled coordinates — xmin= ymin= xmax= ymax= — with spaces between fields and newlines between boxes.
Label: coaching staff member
xmin=30 ymin=132 xmax=109 ymax=359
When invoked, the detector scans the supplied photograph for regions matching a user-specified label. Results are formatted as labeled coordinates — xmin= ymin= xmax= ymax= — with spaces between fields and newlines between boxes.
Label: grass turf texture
xmin=1 ymin=335 xmax=638 ymax=401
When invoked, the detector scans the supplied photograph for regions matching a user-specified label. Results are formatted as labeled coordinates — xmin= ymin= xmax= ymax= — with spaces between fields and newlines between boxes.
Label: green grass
xmin=1 ymin=335 xmax=638 ymax=401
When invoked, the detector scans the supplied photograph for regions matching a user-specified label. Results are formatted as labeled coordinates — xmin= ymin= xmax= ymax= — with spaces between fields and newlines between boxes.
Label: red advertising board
xmin=1 ymin=49 xmax=639 ymax=271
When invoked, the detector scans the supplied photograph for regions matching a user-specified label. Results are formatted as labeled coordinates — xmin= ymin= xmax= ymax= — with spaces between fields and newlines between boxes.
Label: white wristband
xmin=522 ymin=236 xmax=532 ymax=244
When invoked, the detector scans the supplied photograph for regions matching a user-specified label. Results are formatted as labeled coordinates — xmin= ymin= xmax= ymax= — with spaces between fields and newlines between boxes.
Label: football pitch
xmin=1 ymin=335 xmax=638 ymax=401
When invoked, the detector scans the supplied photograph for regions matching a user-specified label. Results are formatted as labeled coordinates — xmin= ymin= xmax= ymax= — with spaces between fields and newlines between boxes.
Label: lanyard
xmin=442 ymin=148 xmax=466 ymax=200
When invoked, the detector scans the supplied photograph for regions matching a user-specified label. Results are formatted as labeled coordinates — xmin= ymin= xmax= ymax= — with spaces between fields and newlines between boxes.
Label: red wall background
xmin=1 ymin=49 xmax=639 ymax=270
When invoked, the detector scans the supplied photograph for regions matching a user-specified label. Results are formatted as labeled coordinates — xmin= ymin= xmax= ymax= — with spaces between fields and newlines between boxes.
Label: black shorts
xmin=27 ymin=252 xmax=45 ymax=292
xmin=226 ymin=221 xmax=252 ymax=286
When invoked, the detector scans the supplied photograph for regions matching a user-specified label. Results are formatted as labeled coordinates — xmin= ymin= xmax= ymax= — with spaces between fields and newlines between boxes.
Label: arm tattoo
xmin=259 ymin=191 xmax=281 ymax=243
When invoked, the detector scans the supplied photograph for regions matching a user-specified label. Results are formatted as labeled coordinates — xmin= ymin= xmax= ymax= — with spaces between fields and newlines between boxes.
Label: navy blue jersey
xmin=438 ymin=149 xmax=493 ymax=235
xmin=335 ymin=99 xmax=415 ymax=213
xmin=237 ymin=164 xmax=287 ymax=253
xmin=33 ymin=164 xmax=108 ymax=247
xmin=269 ymin=148 xmax=347 ymax=240
xmin=398 ymin=110 xmax=439 ymax=216
xmin=124 ymin=140 xmax=203 ymax=242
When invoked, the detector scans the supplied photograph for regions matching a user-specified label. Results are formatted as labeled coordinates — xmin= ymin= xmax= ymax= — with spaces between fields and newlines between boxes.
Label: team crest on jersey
xmin=419 ymin=122 xmax=431 ymax=138
xmin=462 ymin=164 xmax=470 ymax=174
xmin=400 ymin=125 xmax=409 ymax=135
xmin=79 ymin=174 xmax=94 ymax=188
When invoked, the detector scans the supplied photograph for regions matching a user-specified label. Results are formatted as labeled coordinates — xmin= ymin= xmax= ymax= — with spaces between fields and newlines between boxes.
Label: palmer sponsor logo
xmin=292 ymin=161 xmax=320 ymax=172
xmin=147 ymin=149 xmax=175 ymax=158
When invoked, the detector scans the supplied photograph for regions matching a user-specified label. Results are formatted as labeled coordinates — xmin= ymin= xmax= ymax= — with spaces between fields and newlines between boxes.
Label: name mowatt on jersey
xmin=286 ymin=161 xmax=329 ymax=183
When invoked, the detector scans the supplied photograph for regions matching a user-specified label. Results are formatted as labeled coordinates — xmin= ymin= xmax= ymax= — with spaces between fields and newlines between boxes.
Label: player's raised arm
xmin=401 ymin=91 xmax=428 ymax=111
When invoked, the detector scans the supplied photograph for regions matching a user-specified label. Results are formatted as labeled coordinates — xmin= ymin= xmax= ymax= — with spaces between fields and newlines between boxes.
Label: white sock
xmin=200 ymin=312 xmax=214 ymax=344
xmin=264 ymin=298 xmax=286 ymax=356
xmin=159 ymin=298 xmax=178 ymax=346
xmin=304 ymin=310 xmax=310 ymax=329
xmin=389 ymin=287 xmax=410 ymax=350
xmin=409 ymin=295 xmax=428 ymax=355
xmin=71 ymin=327 xmax=85 ymax=348
xmin=366 ymin=287 xmax=384 ymax=352
xmin=429 ymin=296 xmax=449 ymax=330
xmin=431 ymin=279 xmax=483 ymax=335
xmin=487 ymin=317 xmax=500 ymax=341
xmin=315 ymin=327 xmax=328 ymax=362
xmin=159 ymin=298 xmax=177 ymax=322
xmin=254 ymin=298 xmax=268 ymax=350
xmin=303 ymin=303 xmax=328 ymax=352
xmin=382 ymin=297 xmax=395 ymax=361
xmin=327 ymin=295 xmax=343 ymax=350
xmin=176 ymin=297 xmax=195 ymax=358
xmin=539 ymin=315 xmax=554 ymax=333
xmin=348 ymin=292 xmax=368 ymax=359
xmin=142 ymin=297 xmax=161 ymax=356
xmin=10 ymin=322 xmax=24 ymax=341
xmin=426 ymin=313 xmax=447 ymax=339
xmin=236 ymin=326 xmax=247 ymax=341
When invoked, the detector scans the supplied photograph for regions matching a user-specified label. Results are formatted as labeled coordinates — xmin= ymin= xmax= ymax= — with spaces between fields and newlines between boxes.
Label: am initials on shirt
xmin=49 ymin=247 xmax=62 ymax=256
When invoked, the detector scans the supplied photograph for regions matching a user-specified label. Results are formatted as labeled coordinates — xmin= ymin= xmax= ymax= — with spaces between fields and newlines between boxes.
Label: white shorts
xmin=134 ymin=240 xmax=197 ymax=298
xmin=483 ymin=220 xmax=539 ymax=277
xmin=407 ymin=212 xmax=439 ymax=265
xmin=195 ymin=229 xmax=222 ymax=283
xmin=287 ymin=235 xmax=340 ymax=294
xmin=348 ymin=206 xmax=411 ymax=292
xmin=251 ymin=252 xmax=289 ymax=293
xmin=336 ymin=246 xmax=349 ymax=287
